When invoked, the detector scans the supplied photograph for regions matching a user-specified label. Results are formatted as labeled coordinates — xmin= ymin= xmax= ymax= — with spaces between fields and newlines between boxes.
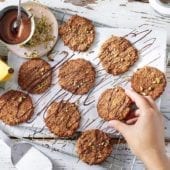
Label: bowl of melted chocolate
xmin=0 ymin=6 xmax=35 ymax=45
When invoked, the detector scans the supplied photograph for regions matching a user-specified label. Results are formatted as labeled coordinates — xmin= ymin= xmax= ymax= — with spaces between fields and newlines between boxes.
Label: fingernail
xmin=108 ymin=120 xmax=115 ymax=127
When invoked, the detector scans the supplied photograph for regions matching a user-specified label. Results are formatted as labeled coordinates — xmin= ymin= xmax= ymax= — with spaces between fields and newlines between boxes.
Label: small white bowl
xmin=7 ymin=2 xmax=58 ymax=58
xmin=149 ymin=0 xmax=170 ymax=17
xmin=0 ymin=6 xmax=35 ymax=46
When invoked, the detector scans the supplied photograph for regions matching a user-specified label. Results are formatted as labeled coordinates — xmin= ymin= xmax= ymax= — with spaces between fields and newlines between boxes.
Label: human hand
xmin=109 ymin=90 xmax=170 ymax=170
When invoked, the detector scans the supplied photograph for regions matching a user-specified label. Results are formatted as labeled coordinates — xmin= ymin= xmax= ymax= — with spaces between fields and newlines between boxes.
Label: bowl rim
xmin=149 ymin=0 xmax=170 ymax=16
xmin=0 ymin=5 xmax=35 ymax=45
xmin=6 ymin=2 xmax=58 ymax=58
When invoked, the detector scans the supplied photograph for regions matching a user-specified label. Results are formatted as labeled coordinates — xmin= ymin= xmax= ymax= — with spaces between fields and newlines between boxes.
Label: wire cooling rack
xmin=0 ymin=6 xmax=169 ymax=170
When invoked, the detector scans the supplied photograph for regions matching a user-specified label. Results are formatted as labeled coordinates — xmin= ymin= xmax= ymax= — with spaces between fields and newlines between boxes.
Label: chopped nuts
xmin=40 ymin=67 xmax=45 ymax=75
xmin=140 ymin=86 xmax=143 ymax=91
xmin=152 ymin=77 xmax=161 ymax=84
xmin=120 ymin=58 xmax=124 ymax=62
xmin=80 ymin=82 xmax=84 ymax=86
xmin=40 ymin=67 xmax=45 ymax=72
xmin=18 ymin=97 xmax=23 ymax=102
xmin=22 ymin=96 xmax=26 ymax=99
xmin=141 ymin=92 xmax=147 ymax=96
xmin=88 ymin=142 xmax=92 ymax=146
xmin=101 ymin=142 xmax=105 ymax=146
xmin=37 ymin=80 xmax=47 ymax=89
xmin=97 ymin=154 xmax=102 ymax=158
xmin=90 ymin=30 xmax=93 ymax=34
xmin=155 ymin=77 xmax=161 ymax=84
xmin=115 ymin=88 xmax=119 ymax=92
xmin=73 ymin=81 xmax=77 ymax=86
xmin=148 ymin=86 xmax=153 ymax=91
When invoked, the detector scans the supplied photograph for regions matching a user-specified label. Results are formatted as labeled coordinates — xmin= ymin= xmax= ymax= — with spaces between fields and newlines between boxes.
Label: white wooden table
xmin=0 ymin=0 xmax=170 ymax=169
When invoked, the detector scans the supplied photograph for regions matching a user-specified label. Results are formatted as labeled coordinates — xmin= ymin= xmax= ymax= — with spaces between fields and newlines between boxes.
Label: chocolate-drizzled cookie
xmin=131 ymin=66 xmax=167 ymax=99
xmin=97 ymin=86 xmax=132 ymax=121
xmin=45 ymin=101 xmax=80 ymax=137
xmin=76 ymin=129 xmax=113 ymax=165
xmin=59 ymin=15 xmax=95 ymax=52
xmin=99 ymin=36 xmax=138 ymax=75
xmin=58 ymin=58 xmax=96 ymax=95
xmin=18 ymin=58 xmax=52 ymax=94
xmin=0 ymin=90 xmax=34 ymax=125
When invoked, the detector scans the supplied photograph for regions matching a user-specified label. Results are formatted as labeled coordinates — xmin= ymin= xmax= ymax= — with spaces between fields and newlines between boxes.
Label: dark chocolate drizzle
xmin=2 ymin=24 xmax=162 ymax=140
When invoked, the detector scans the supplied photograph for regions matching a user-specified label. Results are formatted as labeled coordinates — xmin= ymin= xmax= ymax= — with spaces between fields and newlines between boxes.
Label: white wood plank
xmin=0 ymin=1 xmax=170 ymax=170
xmin=0 ymin=0 xmax=170 ymax=114
xmin=1 ymin=138 xmax=170 ymax=170
xmin=0 ymin=1 xmax=169 ymax=113
xmin=0 ymin=0 xmax=170 ymax=44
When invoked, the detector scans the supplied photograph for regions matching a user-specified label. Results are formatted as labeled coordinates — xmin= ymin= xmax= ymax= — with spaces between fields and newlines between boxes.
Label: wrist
xmin=140 ymin=149 xmax=169 ymax=170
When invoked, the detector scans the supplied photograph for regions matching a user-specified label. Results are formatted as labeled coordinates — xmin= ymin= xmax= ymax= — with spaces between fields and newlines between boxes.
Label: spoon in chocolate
xmin=12 ymin=0 xmax=22 ymax=33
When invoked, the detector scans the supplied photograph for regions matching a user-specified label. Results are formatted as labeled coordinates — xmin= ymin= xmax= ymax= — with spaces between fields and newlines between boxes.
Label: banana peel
xmin=0 ymin=59 xmax=14 ymax=82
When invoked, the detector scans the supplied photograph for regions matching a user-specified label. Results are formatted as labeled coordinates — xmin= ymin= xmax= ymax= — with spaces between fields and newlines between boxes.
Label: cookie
xmin=58 ymin=59 xmax=96 ymax=95
xmin=131 ymin=66 xmax=167 ymax=99
xmin=45 ymin=101 xmax=80 ymax=137
xmin=18 ymin=58 xmax=52 ymax=94
xmin=99 ymin=36 xmax=138 ymax=75
xmin=0 ymin=90 xmax=34 ymax=125
xmin=76 ymin=129 xmax=113 ymax=165
xmin=59 ymin=15 xmax=95 ymax=51
xmin=97 ymin=87 xmax=132 ymax=121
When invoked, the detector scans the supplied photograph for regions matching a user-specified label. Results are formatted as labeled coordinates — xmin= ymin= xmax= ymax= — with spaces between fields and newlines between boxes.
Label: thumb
xmin=109 ymin=120 xmax=129 ymax=137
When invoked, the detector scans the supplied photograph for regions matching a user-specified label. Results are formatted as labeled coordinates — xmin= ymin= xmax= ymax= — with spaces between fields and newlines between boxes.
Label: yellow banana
xmin=0 ymin=59 xmax=14 ymax=82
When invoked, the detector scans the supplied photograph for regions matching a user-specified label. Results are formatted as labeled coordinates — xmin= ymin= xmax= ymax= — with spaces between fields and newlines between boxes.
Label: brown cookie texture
xmin=0 ymin=90 xmax=34 ymax=125
xmin=58 ymin=58 xmax=96 ymax=95
xmin=99 ymin=36 xmax=138 ymax=75
xmin=45 ymin=101 xmax=80 ymax=137
xmin=131 ymin=66 xmax=167 ymax=99
xmin=76 ymin=129 xmax=113 ymax=165
xmin=18 ymin=58 xmax=52 ymax=94
xmin=97 ymin=87 xmax=132 ymax=121
xmin=59 ymin=15 xmax=95 ymax=52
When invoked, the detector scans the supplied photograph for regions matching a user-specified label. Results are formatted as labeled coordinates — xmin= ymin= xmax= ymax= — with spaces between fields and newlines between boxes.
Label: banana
xmin=0 ymin=59 xmax=14 ymax=82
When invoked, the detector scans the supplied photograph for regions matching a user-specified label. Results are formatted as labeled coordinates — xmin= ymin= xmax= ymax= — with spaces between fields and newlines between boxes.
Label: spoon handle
xmin=17 ymin=0 xmax=22 ymax=22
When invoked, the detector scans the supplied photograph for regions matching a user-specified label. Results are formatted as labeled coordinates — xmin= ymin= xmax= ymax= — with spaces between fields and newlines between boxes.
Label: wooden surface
xmin=0 ymin=0 xmax=170 ymax=170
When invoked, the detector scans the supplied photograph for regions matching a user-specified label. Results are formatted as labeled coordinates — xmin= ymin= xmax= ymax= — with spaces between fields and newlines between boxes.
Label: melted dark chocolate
xmin=0 ymin=9 xmax=31 ymax=44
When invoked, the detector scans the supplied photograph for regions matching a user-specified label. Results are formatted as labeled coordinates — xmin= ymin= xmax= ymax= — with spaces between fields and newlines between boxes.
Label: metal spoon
xmin=0 ymin=129 xmax=53 ymax=170
xmin=12 ymin=0 xmax=22 ymax=32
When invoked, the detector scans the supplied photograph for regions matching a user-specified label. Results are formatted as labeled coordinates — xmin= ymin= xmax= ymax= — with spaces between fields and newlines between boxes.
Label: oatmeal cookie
xmin=58 ymin=58 xmax=96 ymax=95
xmin=99 ymin=36 xmax=138 ymax=75
xmin=131 ymin=66 xmax=167 ymax=99
xmin=76 ymin=129 xmax=113 ymax=165
xmin=97 ymin=87 xmax=132 ymax=121
xmin=59 ymin=15 xmax=95 ymax=51
xmin=18 ymin=58 xmax=52 ymax=94
xmin=45 ymin=101 xmax=80 ymax=137
xmin=0 ymin=90 xmax=34 ymax=125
